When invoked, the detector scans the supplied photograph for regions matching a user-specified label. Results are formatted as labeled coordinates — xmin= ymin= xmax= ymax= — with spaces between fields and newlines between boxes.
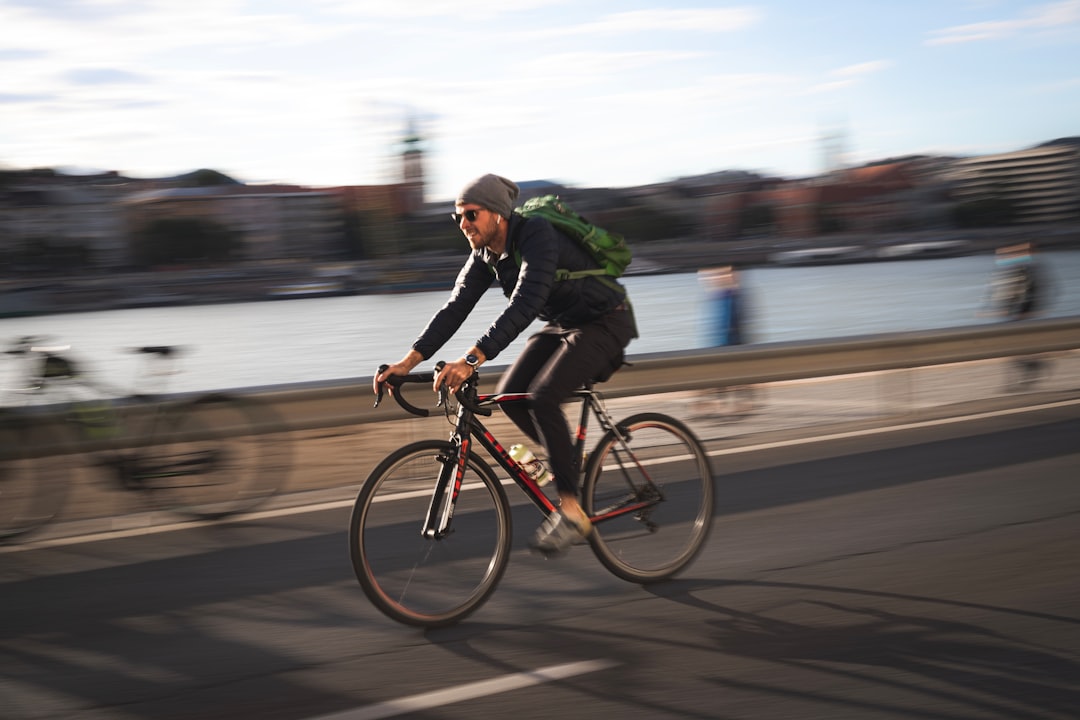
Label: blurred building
xmin=945 ymin=141 xmax=1080 ymax=224
xmin=0 ymin=170 xmax=132 ymax=271
xmin=777 ymin=162 xmax=922 ymax=237
xmin=2 ymin=135 xmax=1078 ymax=280
xmin=120 ymin=185 xmax=345 ymax=263
xmin=705 ymin=161 xmax=931 ymax=240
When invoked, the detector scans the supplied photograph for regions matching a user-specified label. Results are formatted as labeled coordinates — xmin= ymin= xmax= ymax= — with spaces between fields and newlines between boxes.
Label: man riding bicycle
xmin=374 ymin=173 xmax=637 ymax=554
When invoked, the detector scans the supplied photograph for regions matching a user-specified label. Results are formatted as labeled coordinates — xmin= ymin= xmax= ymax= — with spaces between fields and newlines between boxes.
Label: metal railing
xmin=249 ymin=316 xmax=1080 ymax=432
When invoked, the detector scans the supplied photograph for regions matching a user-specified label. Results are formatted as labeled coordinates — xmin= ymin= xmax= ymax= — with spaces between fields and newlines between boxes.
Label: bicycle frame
xmin=4 ymin=341 xmax=204 ymax=487
xmin=415 ymin=375 xmax=664 ymax=540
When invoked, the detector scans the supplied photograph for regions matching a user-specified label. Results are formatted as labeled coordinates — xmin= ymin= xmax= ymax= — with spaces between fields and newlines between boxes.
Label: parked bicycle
xmin=350 ymin=362 xmax=715 ymax=628
xmin=0 ymin=336 xmax=290 ymax=542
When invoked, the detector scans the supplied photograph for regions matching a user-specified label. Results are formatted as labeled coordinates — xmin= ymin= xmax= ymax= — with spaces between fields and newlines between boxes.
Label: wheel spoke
xmin=584 ymin=413 xmax=714 ymax=582
xmin=350 ymin=440 xmax=511 ymax=628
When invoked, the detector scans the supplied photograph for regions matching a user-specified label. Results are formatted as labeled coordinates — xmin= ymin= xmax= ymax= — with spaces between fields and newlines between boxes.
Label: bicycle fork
xmin=421 ymin=437 xmax=469 ymax=539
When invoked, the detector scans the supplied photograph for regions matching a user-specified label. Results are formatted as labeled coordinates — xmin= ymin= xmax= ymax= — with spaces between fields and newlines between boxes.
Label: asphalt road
xmin=1 ymin=401 xmax=1078 ymax=720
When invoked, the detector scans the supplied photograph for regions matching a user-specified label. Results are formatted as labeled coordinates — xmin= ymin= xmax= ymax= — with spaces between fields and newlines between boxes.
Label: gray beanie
xmin=456 ymin=173 xmax=519 ymax=218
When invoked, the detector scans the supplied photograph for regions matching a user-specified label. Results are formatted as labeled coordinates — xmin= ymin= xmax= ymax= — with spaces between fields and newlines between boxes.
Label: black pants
xmin=496 ymin=306 xmax=636 ymax=496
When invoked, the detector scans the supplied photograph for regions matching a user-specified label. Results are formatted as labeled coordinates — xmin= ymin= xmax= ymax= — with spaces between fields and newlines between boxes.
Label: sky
xmin=2 ymin=0 xmax=1079 ymax=201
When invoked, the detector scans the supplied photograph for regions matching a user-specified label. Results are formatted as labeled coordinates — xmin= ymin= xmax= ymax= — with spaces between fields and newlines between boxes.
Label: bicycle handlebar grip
xmin=434 ymin=360 xmax=448 ymax=408
xmin=374 ymin=365 xmax=434 ymax=417
xmin=374 ymin=364 xmax=390 ymax=408
xmin=388 ymin=375 xmax=432 ymax=418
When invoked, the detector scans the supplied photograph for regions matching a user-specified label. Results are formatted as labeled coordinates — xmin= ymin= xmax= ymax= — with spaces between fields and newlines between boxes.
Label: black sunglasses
xmin=451 ymin=209 xmax=482 ymax=224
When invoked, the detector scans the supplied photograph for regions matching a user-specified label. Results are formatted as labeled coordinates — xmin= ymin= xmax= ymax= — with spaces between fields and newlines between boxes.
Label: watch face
xmin=465 ymin=354 xmax=479 ymax=366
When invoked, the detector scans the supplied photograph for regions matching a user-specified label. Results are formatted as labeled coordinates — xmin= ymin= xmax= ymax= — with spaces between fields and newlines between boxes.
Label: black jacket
xmin=412 ymin=213 xmax=631 ymax=361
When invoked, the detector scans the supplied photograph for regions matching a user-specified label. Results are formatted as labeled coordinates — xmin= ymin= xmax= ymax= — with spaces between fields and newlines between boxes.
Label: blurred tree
xmin=400 ymin=215 xmax=462 ymax=254
xmin=600 ymin=204 xmax=695 ymax=243
xmin=176 ymin=169 xmax=240 ymax=187
xmin=6 ymin=236 xmax=90 ymax=274
xmin=816 ymin=204 xmax=847 ymax=234
xmin=133 ymin=218 xmax=240 ymax=267
xmin=953 ymin=197 xmax=1016 ymax=227
xmin=738 ymin=204 xmax=775 ymax=236
xmin=12 ymin=237 xmax=52 ymax=273
xmin=352 ymin=208 xmax=403 ymax=259
xmin=341 ymin=210 xmax=369 ymax=259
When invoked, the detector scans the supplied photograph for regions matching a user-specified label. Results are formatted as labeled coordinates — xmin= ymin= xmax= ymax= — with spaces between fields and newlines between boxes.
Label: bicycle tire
xmin=350 ymin=439 xmax=512 ymax=628
xmin=139 ymin=393 xmax=288 ymax=520
xmin=583 ymin=412 xmax=714 ymax=583
xmin=0 ymin=412 xmax=74 ymax=542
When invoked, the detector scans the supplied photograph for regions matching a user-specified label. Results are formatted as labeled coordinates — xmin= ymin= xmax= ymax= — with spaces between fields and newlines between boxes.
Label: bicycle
xmin=0 ymin=336 xmax=291 ymax=542
xmin=349 ymin=362 xmax=715 ymax=628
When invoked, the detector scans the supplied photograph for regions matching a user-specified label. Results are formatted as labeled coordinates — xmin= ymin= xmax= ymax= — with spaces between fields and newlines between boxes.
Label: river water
xmin=3 ymin=251 xmax=1078 ymax=394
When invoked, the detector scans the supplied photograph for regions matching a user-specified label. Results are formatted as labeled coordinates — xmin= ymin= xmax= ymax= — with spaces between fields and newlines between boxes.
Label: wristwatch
xmin=464 ymin=353 xmax=481 ymax=367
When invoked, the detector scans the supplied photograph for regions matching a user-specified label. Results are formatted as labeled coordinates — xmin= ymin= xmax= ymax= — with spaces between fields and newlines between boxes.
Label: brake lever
xmin=374 ymin=364 xmax=389 ymax=408
xmin=434 ymin=361 xmax=449 ymax=407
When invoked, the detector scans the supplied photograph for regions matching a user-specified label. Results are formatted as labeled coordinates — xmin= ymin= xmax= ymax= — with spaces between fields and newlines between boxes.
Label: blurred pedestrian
xmin=986 ymin=241 xmax=1047 ymax=389
xmin=702 ymin=265 xmax=745 ymax=347
xmin=696 ymin=265 xmax=754 ymax=416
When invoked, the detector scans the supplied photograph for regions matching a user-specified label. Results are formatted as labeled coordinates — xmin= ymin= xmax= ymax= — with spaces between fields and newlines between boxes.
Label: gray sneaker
xmin=530 ymin=511 xmax=591 ymax=556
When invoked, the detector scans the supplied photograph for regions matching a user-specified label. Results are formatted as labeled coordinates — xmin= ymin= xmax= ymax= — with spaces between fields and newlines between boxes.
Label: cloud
xmin=565 ymin=7 xmax=761 ymax=34
xmin=1 ymin=0 xmax=124 ymax=22
xmin=801 ymin=60 xmax=891 ymax=95
xmin=926 ymin=0 xmax=1080 ymax=45
xmin=305 ymin=0 xmax=569 ymax=19
xmin=65 ymin=68 xmax=150 ymax=85
xmin=0 ymin=92 xmax=55 ymax=104
xmin=515 ymin=49 xmax=707 ymax=84
xmin=0 ymin=48 xmax=48 ymax=61
xmin=1030 ymin=75 xmax=1080 ymax=92
xmin=801 ymin=80 xmax=857 ymax=95
xmin=832 ymin=60 xmax=892 ymax=77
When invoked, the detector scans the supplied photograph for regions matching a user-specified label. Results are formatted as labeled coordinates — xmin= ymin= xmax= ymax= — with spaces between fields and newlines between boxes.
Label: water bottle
xmin=508 ymin=443 xmax=551 ymax=486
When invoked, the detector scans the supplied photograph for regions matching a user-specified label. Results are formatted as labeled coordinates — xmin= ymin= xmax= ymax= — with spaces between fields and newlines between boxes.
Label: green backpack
xmin=513 ymin=195 xmax=632 ymax=283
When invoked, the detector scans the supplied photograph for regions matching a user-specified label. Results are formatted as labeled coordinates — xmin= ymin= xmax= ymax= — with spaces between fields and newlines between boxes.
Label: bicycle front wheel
xmin=350 ymin=440 xmax=512 ymax=628
xmin=583 ymin=412 xmax=714 ymax=583
xmin=140 ymin=394 xmax=289 ymax=519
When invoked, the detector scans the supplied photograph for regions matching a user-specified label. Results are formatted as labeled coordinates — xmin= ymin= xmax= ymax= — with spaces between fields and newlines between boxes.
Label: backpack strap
xmin=484 ymin=216 xmax=525 ymax=276
xmin=488 ymin=216 xmax=627 ymax=296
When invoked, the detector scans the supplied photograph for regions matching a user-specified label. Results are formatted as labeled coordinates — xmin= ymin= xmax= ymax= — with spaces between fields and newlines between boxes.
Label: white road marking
xmin=705 ymin=397 xmax=1080 ymax=456
xmin=306 ymin=659 xmax=618 ymax=720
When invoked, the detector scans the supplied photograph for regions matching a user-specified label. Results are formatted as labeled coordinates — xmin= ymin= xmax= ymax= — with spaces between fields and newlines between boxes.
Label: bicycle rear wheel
xmin=0 ymin=412 xmax=74 ymax=542
xmin=139 ymin=394 xmax=289 ymax=519
xmin=583 ymin=412 xmax=714 ymax=583
xmin=350 ymin=439 xmax=512 ymax=628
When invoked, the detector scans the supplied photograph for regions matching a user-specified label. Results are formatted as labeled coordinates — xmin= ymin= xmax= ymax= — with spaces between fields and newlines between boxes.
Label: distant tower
xmin=400 ymin=117 xmax=425 ymax=214
xmin=821 ymin=123 xmax=849 ymax=175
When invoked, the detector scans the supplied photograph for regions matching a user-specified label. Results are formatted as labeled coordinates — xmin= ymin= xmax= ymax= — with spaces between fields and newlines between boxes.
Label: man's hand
xmin=434 ymin=358 xmax=474 ymax=395
xmin=373 ymin=350 xmax=424 ymax=395
xmin=373 ymin=363 xmax=405 ymax=395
